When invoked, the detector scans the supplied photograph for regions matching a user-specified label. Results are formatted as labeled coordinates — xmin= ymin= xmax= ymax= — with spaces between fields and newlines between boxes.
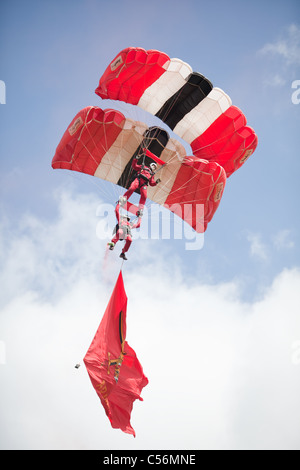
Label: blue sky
xmin=0 ymin=0 xmax=300 ymax=450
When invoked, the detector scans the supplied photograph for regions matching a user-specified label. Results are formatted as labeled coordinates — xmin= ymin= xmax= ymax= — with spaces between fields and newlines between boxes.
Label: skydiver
xmin=120 ymin=155 xmax=161 ymax=217
xmin=107 ymin=203 xmax=142 ymax=260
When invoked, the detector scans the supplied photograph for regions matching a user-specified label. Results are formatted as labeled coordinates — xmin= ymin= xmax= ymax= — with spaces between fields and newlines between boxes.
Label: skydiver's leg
xmin=109 ymin=229 xmax=125 ymax=251
xmin=108 ymin=234 xmax=117 ymax=250
xmin=137 ymin=185 xmax=147 ymax=215
xmin=111 ymin=234 xmax=118 ymax=245
xmin=120 ymin=235 xmax=131 ymax=261
xmin=123 ymin=178 xmax=139 ymax=201
xmin=122 ymin=235 xmax=132 ymax=253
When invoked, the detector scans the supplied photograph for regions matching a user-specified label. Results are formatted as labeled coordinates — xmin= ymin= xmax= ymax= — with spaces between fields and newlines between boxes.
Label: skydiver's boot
xmin=136 ymin=208 xmax=144 ymax=217
xmin=107 ymin=242 xmax=115 ymax=250
xmin=120 ymin=252 xmax=128 ymax=261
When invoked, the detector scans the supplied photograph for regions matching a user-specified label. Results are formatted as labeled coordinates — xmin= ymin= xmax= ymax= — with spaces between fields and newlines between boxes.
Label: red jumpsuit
xmin=111 ymin=204 xmax=141 ymax=254
xmin=123 ymin=159 xmax=158 ymax=211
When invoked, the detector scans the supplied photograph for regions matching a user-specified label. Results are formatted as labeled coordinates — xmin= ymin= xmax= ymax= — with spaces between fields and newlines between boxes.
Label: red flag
xmin=143 ymin=147 xmax=166 ymax=166
xmin=83 ymin=271 xmax=148 ymax=437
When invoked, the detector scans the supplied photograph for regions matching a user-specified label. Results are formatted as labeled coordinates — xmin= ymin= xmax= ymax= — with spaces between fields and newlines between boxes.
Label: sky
xmin=0 ymin=0 xmax=300 ymax=451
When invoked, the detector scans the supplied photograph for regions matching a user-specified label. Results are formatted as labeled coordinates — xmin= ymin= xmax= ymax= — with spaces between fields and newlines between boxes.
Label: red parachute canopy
xmin=52 ymin=106 xmax=226 ymax=232
xmin=95 ymin=47 xmax=257 ymax=178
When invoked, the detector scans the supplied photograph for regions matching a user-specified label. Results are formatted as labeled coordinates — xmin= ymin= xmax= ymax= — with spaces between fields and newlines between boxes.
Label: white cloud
xmin=262 ymin=74 xmax=287 ymax=88
xmin=272 ymin=229 xmax=295 ymax=250
xmin=259 ymin=24 xmax=300 ymax=67
xmin=246 ymin=229 xmax=295 ymax=263
xmin=247 ymin=232 xmax=269 ymax=261
xmin=258 ymin=24 xmax=300 ymax=91
xmin=0 ymin=189 xmax=103 ymax=306
xmin=0 ymin=189 xmax=300 ymax=450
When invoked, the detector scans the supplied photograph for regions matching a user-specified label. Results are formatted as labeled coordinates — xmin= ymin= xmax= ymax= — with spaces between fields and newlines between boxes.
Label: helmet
xmin=150 ymin=162 xmax=157 ymax=171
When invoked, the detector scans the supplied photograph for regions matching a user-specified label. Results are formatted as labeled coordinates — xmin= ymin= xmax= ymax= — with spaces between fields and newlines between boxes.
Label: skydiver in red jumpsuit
xmin=107 ymin=203 xmax=142 ymax=260
xmin=120 ymin=156 xmax=161 ymax=216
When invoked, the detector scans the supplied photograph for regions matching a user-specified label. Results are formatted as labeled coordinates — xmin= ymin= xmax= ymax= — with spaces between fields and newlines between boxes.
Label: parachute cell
xmin=190 ymin=106 xmax=258 ymax=177
xmin=96 ymin=47 xmax=170 ymax=105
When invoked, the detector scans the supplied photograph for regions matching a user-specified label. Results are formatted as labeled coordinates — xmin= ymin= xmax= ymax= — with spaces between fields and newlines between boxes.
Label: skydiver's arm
xmin=115 ymin=203 xmax=121 ymax=223
xmin=131 ymin=217 xmax=142 ymax=230
xmin=132 ymin=159 xmax=142 ymax=172
xmin=149 ymin=175 xmax=161 ymax=186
